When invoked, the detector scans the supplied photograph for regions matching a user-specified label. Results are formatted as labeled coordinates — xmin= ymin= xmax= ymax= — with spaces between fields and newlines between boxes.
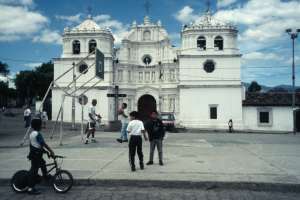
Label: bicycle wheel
xmin=52 ymin=170 xmax=73 ymax=193
xmin=11 ymin=170 xmax=29 ymax=193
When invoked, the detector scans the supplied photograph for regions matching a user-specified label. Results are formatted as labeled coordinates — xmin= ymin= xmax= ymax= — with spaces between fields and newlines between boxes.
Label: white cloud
xmin=214 ymin=0 xmax=300 ymax=42
xmin=93 ymin=14 xmax=129 ymax=45
xmin=285 ymin=56 xmax=300 ymax=65
xmin=0 ymin=5 xmax=47 ymax=36
xmin=0 ymin=0 xmax=33 ymax=6
xmin=55 ymin=14 xmax=82 ymax=24
xmin=174 ymin=6 xmax=200 ymax=24
xmin=0 ymin=4 xmax=48 ymax=41
xmin=0 ymin=3 xmax=61 ymax=45
xmin=217 ymin=0 xmax=238 ymax=8
xmin=243 ymin=52 xmax=281 ymax=61
xmin=24 ymin=62 xmax=42 ymax=68
xmin=33 ymin=29 xmax=62 ymax=44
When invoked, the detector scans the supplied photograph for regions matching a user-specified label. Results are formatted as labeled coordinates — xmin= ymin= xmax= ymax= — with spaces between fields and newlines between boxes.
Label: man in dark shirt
xmin=145 ymin=111 xmax=165 ymax=166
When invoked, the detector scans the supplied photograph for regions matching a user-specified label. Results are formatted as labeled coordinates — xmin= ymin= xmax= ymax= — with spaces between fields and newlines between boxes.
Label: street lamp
xmin=286 ymin=28 xmax=300 ymax=134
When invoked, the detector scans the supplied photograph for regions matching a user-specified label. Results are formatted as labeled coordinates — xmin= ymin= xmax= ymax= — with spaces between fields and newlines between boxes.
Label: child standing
xmin=27 ymin=118 xmax=55 ymax=195
xmin=145 ymin=111 xmax=165 ymax=166
xmin=126 ymin=111 xmax=148 ymax=172
xmin=41 ymin=111 xmax=48 ymax=128
xmin=85 ymin=99 xmax=101 ymax=144
xmin=116 ymin=103 xmax=129 ymax=143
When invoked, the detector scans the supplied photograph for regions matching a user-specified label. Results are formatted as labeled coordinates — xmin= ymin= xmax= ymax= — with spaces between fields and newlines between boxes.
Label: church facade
xmin=52 ymin=11 xmax=296 ymax=132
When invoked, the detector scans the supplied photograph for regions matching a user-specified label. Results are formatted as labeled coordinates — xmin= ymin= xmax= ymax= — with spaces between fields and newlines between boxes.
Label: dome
xmin=73 ymin=18 xmax=101 ymax=31
xmin=183 ymin=10 xmax=236 ymax=31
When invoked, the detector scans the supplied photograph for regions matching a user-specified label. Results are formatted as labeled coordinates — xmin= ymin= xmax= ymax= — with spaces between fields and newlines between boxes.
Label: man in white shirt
xmin=85 ymin=99 xmax=101 ymax=144
xmin=117 ymin=103 xmax=129 ymax=143
xmin=24 ymin=106 xmax=31 ymax=128
xmin=126 ymin=111 xmax=148 ymax=172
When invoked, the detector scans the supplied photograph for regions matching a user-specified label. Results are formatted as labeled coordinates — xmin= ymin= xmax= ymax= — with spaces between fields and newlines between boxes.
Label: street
xmin=1 ymin=185 xmax=300 ymax=200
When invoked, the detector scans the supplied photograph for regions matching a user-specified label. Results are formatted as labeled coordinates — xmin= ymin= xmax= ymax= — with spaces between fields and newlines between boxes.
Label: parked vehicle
xmin=160 ymin=113 xmax=175 ymax=131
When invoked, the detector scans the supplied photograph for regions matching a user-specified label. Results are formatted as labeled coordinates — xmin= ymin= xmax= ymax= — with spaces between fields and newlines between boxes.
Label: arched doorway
xmin=138 ymin=94 xmax=157 ymax=121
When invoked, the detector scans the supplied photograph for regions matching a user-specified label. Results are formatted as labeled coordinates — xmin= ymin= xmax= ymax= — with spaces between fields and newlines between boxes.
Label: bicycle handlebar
xmin=46 ymin=152 xmax=65 ymax=159
xmin=53 ymin=155 xmax=65 ymax=159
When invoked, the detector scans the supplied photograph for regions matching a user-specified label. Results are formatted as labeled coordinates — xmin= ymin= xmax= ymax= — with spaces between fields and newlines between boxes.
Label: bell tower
xmin=178 ymin=9 xmax=243 ymax=129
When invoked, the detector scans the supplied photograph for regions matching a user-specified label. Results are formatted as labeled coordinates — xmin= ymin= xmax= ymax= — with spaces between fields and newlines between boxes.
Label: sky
xmin=0 ymin=0 xmax=300 ymax=87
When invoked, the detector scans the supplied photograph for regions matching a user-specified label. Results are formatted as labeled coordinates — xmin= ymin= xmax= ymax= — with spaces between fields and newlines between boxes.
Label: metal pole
xmin=50 ymin=105 xmax=62 ymax=139
xmin=81 ymin=104 xmax=84 ymax=142
xmin=71 ymin=62 xmax=76 ymax=129
xmin=292 ymin=36 xmax=296 ymax=134
xmin=59 ymin=95 xmax=64 ymax=146
xmin=115 ymin=85 xmax=119 ymax=121
xmin=20 ymin=126 xmax=31 ymax=146
xmin=158 ymin=62 xmax=162 ymax=112
xmin=38 ymin=81 xmax=53 ymax=112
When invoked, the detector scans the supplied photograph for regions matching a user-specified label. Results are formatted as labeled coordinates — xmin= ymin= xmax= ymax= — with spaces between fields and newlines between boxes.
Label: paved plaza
xmin=1 ymin=113 xmax=300 ymax=184
xmin=1 ymin=112 xmax=300 ymax=198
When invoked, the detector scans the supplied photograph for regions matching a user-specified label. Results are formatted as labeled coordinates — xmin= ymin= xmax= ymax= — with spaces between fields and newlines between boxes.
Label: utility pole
xmin=71 ymin=62 xmax=76 ymax=130
xmin=286 ymin=28 xmax=300 ymax=134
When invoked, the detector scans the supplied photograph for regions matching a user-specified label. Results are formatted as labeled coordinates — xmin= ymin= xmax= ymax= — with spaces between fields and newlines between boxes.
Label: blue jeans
xmin=120 ymin=122 xmax=128 ymax=140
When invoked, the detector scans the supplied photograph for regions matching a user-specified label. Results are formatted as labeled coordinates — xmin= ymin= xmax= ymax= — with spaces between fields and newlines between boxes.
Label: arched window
xmin=143 ymin=30 xmax=151 ymax=41
xmin=72 ymin=40 xmax=80 ymax=54
xmin=197 ymin=36 xmax=206 ymax=50
xmin=88 ymin=39 xmax=97 ymax=53
xmin=214 ymin=36 xmax=223 ymax=50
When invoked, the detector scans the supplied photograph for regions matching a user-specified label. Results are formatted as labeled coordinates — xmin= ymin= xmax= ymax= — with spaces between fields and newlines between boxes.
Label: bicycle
xmin=11 ymin=155 xmax=73 ymax=193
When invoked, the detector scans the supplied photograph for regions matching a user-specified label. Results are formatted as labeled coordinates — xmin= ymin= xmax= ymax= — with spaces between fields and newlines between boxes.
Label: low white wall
xmin=243 ymin=106 xmax=293 ymax=132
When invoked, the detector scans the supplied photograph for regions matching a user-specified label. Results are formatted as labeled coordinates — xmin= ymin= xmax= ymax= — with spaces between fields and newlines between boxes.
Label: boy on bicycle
xmin=27 ymin=118 xmax=55 ymax=195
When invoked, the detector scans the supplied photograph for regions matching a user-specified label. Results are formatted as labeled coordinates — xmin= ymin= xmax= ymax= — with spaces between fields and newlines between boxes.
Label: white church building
xmin=52 ymin=11 xmax=298 ymax=133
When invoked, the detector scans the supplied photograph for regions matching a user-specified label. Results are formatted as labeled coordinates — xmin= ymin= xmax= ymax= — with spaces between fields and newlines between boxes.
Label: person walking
xmin=85 ymin=99 xmax=101 ymax=144
xmin=127 ymin=111 xmax=148 ymax=172
xmin=228 ymin=119 xmax=233 ymax=133
xmin=24 ymin=106 xmax=32 ymax=128
xmin=116 ymin=103 xmax=129 ymax=143
xmin=41 ymin=111 xmax=48 ymax=128
xmin=145 ymin=111 xmax=165 ymax=166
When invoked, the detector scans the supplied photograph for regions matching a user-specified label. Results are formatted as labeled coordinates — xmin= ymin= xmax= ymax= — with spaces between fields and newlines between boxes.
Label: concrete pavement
xmin=1 ymin=113 xmax=300 ymax=188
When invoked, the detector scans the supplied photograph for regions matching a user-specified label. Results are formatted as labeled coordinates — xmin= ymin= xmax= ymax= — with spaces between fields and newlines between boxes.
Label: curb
xmin=1 ymin=178 xmax=300 ymax=192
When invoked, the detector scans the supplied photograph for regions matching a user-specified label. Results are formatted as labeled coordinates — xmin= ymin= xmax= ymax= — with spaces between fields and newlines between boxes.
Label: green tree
xmin=15 ymin=70 xmax=35 ymax=105
xmin=14 ymin=61 xmax=53 ymax=105
xmin=0 ymin=81 xmax=9 ymax=106
xmin=34 ymin=61 xmax=54 ymax=99
xmin=248 ymin=81 xmax=262 ymax=93
xmin=0 ymin=61 xmax=9 ymax=76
